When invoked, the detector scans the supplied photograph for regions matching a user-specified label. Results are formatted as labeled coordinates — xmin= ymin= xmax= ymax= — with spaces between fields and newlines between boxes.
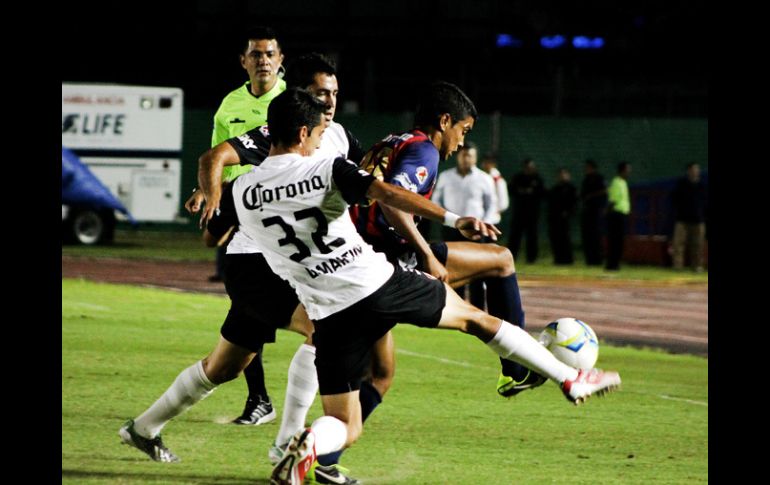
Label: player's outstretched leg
xmin=443 ymin=242 xmax=547 ymax=397
xmin=120 ymin=338 xmax=254 ymax=461
xmin=437 ymin=283 xmax=621 ymax=405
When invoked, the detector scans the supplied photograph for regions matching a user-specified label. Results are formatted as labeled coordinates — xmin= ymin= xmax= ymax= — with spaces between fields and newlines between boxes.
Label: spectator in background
xmin=580 ymin=159 xmax=607 ymax=266
xmin=432 ymin=141 xmax=497 ymax=241
xmin=605 ymin=162 xmax=632 ymax=271
xmin=481 ymin=154 xmax=510 ymax=227
xmin=670 ymin=162 xmax=707 ymax=272
xmin=508 ymin=158 xmax=545 ymax=263
xmin=547 ymin=168 xmax=578 ymax=265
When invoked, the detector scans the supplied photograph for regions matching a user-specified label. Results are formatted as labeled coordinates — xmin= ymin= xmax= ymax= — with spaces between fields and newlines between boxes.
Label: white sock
xmin=275 ymin=344 xmax=319 ymax=446
xmin=487 ymin=321 xmax=579 ymax=383
xmin=310 ymin=415 xmax=348 ymax=455
xmin=133 ymin=360 xmax=216 ymax=438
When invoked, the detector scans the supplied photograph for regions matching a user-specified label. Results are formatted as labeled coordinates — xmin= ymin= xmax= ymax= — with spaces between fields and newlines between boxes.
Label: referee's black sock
xmin=316 ymin=381 xmax=382 ymax=466
xmin=243 ymin=348 xmax=270 ymax=402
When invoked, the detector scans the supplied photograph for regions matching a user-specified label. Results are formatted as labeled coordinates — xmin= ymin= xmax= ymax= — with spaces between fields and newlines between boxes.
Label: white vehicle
xmin=62 ymin=83 xmax=184 ymax=244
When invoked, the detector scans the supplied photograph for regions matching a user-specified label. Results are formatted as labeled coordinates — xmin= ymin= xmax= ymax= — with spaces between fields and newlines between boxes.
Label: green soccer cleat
xmin=496 ymin=370 xmax=548 ymax=398
xmin=306 ymin=463 xmax=361 ymax=485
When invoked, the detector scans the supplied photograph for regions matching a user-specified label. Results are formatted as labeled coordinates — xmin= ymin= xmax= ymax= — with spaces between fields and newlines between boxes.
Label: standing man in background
xmin=185 ymin=26 xmax=286 ymax=427
xmin=432 ymin=141 xmax=497 ymax=242
xmin=547 ymin=168 xmax=578 ymax=265
xmin=605 ymin=162 xmax=632 ymax=271
xmin=480 ymin=153 xmax=510 ymax=228
xmin=670 ymin=162 xmax=707 ymax=272
xmin=580 ymin=159 xmax=607 ymax=266
xmin=508 ymin=158 xmax=545 ymax=263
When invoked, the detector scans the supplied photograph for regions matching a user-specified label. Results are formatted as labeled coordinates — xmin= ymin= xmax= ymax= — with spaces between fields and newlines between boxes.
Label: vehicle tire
xmin=64 ymin=208 xmax=116 ymax=245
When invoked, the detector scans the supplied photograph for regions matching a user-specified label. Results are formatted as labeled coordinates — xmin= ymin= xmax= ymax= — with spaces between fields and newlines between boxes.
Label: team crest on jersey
xmin=415 ymin=166 xmax=429 ymax=185
xmin=259 ymin=125 xmax=271 ymax=137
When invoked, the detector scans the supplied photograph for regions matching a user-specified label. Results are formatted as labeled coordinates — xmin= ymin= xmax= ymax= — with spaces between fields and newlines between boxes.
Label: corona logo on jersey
xmin=242 ymin=176 xmax=326 ymax=211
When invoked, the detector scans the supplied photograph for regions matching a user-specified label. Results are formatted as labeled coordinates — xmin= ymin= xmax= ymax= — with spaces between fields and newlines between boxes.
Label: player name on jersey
xmin=304 ymin=244 xmax=364 ymax=279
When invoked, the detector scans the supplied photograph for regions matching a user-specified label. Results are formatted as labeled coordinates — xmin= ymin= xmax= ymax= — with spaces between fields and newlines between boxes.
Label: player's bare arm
xmin=367 ymin=181 xmax=500 ymax=242
xmin=197 ymin=143 xmax=242 ymax=228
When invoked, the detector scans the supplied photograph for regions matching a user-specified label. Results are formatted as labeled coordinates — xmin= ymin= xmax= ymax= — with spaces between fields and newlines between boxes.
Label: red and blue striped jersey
xmin=350 ymin=129 xmax=440 ymax=257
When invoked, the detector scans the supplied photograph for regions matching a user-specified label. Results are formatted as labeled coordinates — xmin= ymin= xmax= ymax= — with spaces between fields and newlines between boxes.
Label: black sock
xmin=316 ymin=381 xmax=382 ymax=466
xmin=243 ymin=347 xmax=269 ymax=402
xmin=486 ymin=273 xmax=531 ymax=381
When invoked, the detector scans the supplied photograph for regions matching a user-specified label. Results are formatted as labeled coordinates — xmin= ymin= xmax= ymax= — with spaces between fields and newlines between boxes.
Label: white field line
xmin=397 ymin=348 xmax=708 ymax=407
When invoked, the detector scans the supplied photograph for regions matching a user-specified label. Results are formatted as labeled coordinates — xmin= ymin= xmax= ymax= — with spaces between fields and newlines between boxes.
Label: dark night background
xmin=62 ymin=0 xmax=707 ymax=117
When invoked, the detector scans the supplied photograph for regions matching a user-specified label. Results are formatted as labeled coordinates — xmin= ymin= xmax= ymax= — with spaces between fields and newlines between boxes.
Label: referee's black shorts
xmin=312 ymin=263 xmax=447 ymax=395
xmin=220 ymin=253 xmax=299 ymax=352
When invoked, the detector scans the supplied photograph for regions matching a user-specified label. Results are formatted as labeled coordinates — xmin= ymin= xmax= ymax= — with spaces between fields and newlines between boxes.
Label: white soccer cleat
xmin=561 ymin=368 xmax=621 ymax=405
xmin=270 ymin=428 xmax=317 ymax=485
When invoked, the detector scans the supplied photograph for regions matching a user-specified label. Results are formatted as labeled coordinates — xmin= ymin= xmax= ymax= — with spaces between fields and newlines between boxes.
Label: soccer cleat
xmin=561 ymin=368 xmax=622 ymax=405
xmin=496 ymin=370 xmax=548 ymax=398
xmin=268 ymin=441 xmax=288 ymax=465
xmin=270 ymin=428 xmax=317 ymax=485
xmin=307 ymin=463 xmax=361 ymax=485
xmin=232 ymin=397 xmax=277 ymax=425
xmin=118 ymin=419 xmax=180 ymax=463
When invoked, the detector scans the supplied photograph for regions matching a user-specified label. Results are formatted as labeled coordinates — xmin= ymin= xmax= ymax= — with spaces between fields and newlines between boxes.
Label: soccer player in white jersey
xmin=119 ymin=54 xmax=361 ymax=485
xmin=229 ymin=88 xmax=621 ymax=485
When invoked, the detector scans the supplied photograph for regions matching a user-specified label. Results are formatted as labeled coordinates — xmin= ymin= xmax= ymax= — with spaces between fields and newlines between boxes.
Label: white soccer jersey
xmin=231 ymin=153 xmax=394 ymax=320
xmin=226 ymin=121 xmax=352 ymax=255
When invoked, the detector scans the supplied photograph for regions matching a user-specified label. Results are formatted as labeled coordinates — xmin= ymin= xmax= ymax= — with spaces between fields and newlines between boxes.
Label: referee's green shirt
xmin=607 ymin=176 xmax=631 ymax=215
xmin=211 ymin=79 xmax=286 ymax=181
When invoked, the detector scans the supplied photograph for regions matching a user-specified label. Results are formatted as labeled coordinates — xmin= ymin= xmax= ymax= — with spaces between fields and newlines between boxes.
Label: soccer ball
xmin=538 ymin=318 xmax=599 ymax=370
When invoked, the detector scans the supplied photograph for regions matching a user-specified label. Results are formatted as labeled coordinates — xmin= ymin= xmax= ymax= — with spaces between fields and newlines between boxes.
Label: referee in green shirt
xmin=195 ymin=26 xmax=287 ymax=282
xmin=605 ymin=162 xmax=632 ymax=270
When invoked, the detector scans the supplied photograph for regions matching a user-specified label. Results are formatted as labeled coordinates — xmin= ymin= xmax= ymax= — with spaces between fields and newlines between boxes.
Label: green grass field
xmin=62 ymin=279 xmax=707 ymax=484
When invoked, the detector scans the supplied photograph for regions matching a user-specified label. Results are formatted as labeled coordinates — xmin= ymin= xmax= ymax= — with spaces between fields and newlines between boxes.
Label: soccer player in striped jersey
xmin=225 ymin=88 xmax=620 ymax=485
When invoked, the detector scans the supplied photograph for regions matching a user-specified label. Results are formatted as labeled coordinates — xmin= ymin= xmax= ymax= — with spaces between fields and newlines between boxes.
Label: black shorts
xmin=390 ymin=241 xmax=449 ymax=272
xmin=220 ymin=253 xmax=299 ymax=352
xmin=312 ymin=263 xmax=447 ymax=395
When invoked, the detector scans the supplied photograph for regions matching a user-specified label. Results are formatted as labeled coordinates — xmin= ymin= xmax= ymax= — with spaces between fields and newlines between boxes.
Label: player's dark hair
xmin=267 ymin=88 xmax=326 ymax=147
xmin=617 ymin=161 xmax=630 ymax=173
xmin=414 ymin=81 xmax=478 ymax=128
xmin=242 ymin=26 xmax=281 ymax=52
xmin=285 ymin=53 xmax=337 ymax=89
xmin=584 ymin=159 xmax=598 ymax=169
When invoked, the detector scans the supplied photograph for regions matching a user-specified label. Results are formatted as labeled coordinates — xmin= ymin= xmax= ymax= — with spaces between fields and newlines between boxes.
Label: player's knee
xmin=496 ymin=246 xmax=516 ymax=276
xmin=202 ymin=357 xmax=242 ymax=385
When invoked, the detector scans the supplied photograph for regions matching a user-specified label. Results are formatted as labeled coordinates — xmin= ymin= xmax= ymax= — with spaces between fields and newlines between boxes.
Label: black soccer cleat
xmin=118 ymin=419 xmax=180 ymax=462
xmin=232 ymin=397 xmax=277 ymax=425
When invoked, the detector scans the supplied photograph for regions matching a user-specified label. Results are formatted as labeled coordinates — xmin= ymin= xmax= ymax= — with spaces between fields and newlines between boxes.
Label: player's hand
xmin=456 ymin=217 xmax=501 ymax=242
xmin=423 ymin=253 xmax=449 ymax=282
xmin=184 ymin=189 xmax=206 ymax=214
xmin=199 ymin=199 xmax=220 ymax=229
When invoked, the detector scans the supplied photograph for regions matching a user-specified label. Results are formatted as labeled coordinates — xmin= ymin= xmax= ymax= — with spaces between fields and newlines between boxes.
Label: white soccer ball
xmin=538 ymin=317 xmax=599 ymax=370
